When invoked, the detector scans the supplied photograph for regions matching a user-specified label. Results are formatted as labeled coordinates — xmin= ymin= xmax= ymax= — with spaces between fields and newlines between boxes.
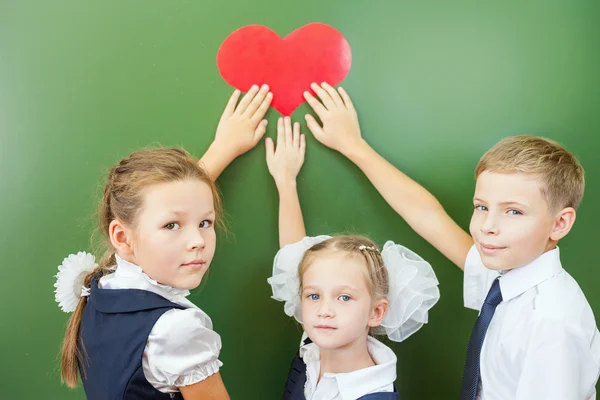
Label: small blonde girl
xmin=265 ymin=117 xmax=440 ymax=400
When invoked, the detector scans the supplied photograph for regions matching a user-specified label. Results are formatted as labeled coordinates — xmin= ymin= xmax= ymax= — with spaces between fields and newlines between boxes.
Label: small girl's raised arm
xmin=265 ymin=117 xmax=307 ymax=248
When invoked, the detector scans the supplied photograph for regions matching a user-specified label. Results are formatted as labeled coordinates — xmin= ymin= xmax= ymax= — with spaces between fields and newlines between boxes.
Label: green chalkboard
xmin=1 ymin=1 xmax=599 ymax=398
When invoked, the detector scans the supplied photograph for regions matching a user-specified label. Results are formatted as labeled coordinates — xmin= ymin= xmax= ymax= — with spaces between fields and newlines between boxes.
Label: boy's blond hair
xmin=475 ymin=135 xmax=585 ymax=211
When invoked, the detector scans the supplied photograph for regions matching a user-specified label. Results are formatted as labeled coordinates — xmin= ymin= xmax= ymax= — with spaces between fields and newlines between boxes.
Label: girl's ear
xmin=108 ymin=219 xmax=134 ymax=257
xmin=368 ymin=299 xmax=389 ymax=328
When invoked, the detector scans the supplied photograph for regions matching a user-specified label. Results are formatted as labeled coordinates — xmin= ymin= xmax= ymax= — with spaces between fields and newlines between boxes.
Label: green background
xmin=2 ymin=1 xmax=599 ymax=398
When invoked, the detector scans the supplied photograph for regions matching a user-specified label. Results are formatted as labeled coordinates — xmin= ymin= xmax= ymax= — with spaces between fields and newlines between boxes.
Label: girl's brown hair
xmin=60 ymin=147 xmax=222 ymax=388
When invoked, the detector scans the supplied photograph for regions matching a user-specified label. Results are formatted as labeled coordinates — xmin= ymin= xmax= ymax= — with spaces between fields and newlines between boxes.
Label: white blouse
xmin=99 ymin=255 xmax=223 ymax=394
xmin=300 ymin=334 xmax=397 ymax=400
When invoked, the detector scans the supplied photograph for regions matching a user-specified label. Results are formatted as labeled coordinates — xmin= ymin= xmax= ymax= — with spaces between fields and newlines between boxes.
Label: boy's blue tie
xmin=460 ymin=277 xmax=503 ymax=400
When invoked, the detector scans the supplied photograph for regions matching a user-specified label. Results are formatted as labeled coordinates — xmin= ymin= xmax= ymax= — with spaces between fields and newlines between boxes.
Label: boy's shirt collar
xmin=499 ymin=247 xmax=563 ymax=301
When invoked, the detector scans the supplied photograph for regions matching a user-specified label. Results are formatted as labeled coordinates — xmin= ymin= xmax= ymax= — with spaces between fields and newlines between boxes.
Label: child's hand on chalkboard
xmin=265 ymin=117 xmax=306 ymax=187
xmin=213 ymin=85 xmax=273 ymax=159
xmin=303 ymin=82 xmax=363 ymax=157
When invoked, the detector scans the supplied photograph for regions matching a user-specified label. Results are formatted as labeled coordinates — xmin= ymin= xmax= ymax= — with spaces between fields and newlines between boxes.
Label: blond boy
xmin=301 ymin=82 xmax=600 ymax=399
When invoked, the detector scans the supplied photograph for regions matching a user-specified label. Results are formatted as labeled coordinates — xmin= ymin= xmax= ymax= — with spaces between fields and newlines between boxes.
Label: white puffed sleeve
xmin=142 ymin=308 xmax=223 ymax=393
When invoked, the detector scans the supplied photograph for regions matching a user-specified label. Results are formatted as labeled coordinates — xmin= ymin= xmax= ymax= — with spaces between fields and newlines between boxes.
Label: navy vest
xmin=282 ymin=339 xmax=400 ymax=400
xmin=78 ymin=275 xmax=185 ymax=400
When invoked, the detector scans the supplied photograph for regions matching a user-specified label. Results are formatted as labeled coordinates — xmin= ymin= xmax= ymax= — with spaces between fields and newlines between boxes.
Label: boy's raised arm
xmin=303 ymin=82 xmax=473 ymax=270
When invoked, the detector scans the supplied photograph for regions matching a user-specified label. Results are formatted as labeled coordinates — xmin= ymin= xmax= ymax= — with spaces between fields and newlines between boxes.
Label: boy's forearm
xmin=276 ymin=181 xmax=307 ymax=248
xmin=345 ymin=140 xmax=443 ymax=229
xmin=345 ymin=139 xmax=473 ymax=269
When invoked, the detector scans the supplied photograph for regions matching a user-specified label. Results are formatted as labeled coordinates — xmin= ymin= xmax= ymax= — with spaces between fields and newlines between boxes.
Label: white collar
xmin=98 ymin=254 xmax=195 ymax=308
xmin=499 ymin=247 xmax=563 ymax=302
xmin=301 ymin=336 xmax=397 ymax=400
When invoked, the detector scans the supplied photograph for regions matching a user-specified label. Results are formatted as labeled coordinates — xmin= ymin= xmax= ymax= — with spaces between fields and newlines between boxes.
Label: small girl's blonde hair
xmin=298 ymin=235 xmax=389 ymax=302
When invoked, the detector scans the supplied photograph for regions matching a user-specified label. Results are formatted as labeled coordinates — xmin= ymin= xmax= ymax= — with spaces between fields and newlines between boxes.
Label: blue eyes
xmin=306 ymin=294 xmax=352 ymax=302
xmin=474 ymin=205 xmax=523 ymax=215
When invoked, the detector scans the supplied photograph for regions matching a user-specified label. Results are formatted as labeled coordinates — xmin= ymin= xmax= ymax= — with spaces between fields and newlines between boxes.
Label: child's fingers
xmin=311 ymin=83 xmax=336 ymax=110
xmin=293 ymin=122 xmax=300 ymax=148
xmin=305 ymin=114 xmax=324 ymax=139
xmin=251 ymin=92 xmax=273 ymax=123
xmin=265 ymin=137 xmax=274 ymax=162
xmin=244 ymin=84 xmax=270 ymax=117
xmin=303 ymin=91 xmax=327 ymax=119
xmin=300 ymin=134 xmax=306 ymax=156
xmin=253 ymin=119 xmax=268 ymax=143
xmin=337 ymin=87 xmax=355 ymax=112
xmin=276 ymin=117 xmax=284 ymax=149
xmin=222 ymin=89 xmax=241 ymax=118
xmin=284 ymin=117 xmax=293 ymax=148
xmin=321 ymin=82 xmax=344 ymax=108
xmin=234 ymin=85 xmax=260 ymax=115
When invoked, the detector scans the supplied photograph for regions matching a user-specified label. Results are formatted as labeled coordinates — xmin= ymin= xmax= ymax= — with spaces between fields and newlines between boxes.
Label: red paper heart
xmin=217 ymin=23 xmax=352 ymax=116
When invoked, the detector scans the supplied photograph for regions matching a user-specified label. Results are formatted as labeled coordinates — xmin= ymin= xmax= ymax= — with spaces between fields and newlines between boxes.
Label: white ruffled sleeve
xmin=463 ymin=244 xmax=500 ymax=312
xmin=267 ymin=235 xmax=331 ymax=322
xmin=377 ymin=241 xmax=441 ymax=342
xmin=143 ymin=308 xmax=223 ymax=393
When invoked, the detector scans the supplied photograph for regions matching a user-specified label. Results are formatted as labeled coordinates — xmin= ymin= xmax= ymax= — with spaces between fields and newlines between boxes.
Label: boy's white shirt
xmin=464 ymin=245 xmax=600 ymax=400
